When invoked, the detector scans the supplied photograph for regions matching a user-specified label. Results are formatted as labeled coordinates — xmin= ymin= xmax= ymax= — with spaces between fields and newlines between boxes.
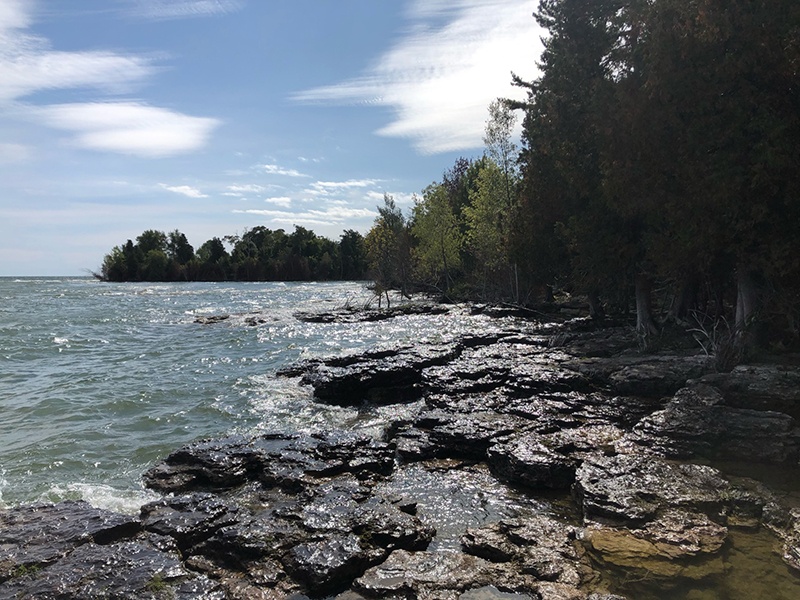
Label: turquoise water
xmin=0 ymin=278 xmax=494 ymax=512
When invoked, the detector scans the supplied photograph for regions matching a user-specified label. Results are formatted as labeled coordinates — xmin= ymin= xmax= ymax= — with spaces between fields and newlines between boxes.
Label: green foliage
xmin=365 ymin=194 xmax=411 ymax=298
xmin=412 ymin=183 xmax=463 ymax=290
xmin=464 ymin=159 xmax=512 ymax=297
xmin=360 ymin=0 xmax=799 ymax=349
xmin=99 ymin=226 xmax=367 ymax=283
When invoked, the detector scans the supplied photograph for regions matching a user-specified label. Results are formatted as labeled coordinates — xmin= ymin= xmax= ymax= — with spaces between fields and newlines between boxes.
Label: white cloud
xmin=0 ymin=0 xmax=31 ymax=32
xmin=293 ymin=0 xmax=542 ymax=154
xmin=226 ymin=184 xmax=267 ymax=195
xmin=36 ymin=102 xmax=220 ymax=157
xmin=365 ymin=190 xmax=416 ymax=206
xmin=159 ymin=183 xmax=208 ymax=198
xmin=234 ymin=206 xmax=377 ymax=226
xmin=264 ymin=196 xmax=292 ymax=207
xmin=0 ymin=3 xmax=219 ymax=158
xmin=262 ymin=163 xmax=308 ymax=178
xmin=125 ymin=0 xmax=243 ymax=20
xmin=0 ymin=3 xmax=155 ymax=103
xmin=305 ymin=179 xmax=379 ymax=196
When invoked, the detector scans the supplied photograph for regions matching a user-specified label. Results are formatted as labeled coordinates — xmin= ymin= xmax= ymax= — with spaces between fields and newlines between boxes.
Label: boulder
xmin=487 ymin=435 xmax=578 ymax=490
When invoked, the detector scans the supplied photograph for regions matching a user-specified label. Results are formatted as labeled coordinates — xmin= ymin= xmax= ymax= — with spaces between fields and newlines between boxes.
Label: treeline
xmin=100 ymin=226 xmax=368 ymax=282
xmin=365 ymin=0 xmax=800 ymax=352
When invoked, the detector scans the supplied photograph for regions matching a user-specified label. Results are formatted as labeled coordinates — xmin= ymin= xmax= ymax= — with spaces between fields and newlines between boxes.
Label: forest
xmin=101 ymin=0 xmax=799 ymax=355
xmin=99 ymin=226 xmax=368 ymax=283
xmin=363 ymin=0 xmax=800 ymax=355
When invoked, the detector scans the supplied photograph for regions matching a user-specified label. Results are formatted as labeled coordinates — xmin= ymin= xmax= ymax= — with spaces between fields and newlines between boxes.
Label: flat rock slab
xmin=573 ymin=454 xmax=732 ymax=526
xmin=143 ymin=430 xmax=395 ymax=494
xmin=0 ymin=501 xmax=140 ymax=581
xmin=0 ymin=536 xmax=223 ymax=599
xmin=632 ymin=384 xmax=799 ymax=463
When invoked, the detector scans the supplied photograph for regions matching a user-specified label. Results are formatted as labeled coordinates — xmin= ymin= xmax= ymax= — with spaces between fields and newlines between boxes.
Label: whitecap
xmin=39 ymin=483 xmax=160 ymax=515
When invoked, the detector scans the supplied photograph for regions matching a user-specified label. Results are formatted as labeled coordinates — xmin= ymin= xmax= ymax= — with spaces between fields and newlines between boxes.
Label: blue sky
xmin=0 ymin=0 xmax=542 ymax=276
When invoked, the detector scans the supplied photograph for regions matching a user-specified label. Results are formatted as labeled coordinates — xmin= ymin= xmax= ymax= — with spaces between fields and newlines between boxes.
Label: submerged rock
xmin=581 ymin=509 xmax=728 ymax=582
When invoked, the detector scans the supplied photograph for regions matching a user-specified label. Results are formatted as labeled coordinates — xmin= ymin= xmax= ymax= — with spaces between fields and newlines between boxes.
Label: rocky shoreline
xmin=3 ymin=307 xmax=800 ymax=599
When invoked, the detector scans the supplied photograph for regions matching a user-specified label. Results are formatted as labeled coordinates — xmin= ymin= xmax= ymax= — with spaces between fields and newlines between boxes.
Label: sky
xmin=0 ymin=0 xmax=543 ymax=276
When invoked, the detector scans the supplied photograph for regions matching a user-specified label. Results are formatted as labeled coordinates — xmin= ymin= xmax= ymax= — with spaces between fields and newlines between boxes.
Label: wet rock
xmin=0 ymin=535 xmax=223 ymax=599
xmin=143 ymin=434 xmax=266 ymax=492
xmin=573 ymin=454 xmax=732 ymax=526
xmin=394 ymin=409 xmax=531 ymax=462
xmin=461 ymin=516 xmax=588 ymax=587
xmin=487 ymin=434 xmax=578 ymax=490
xmin=294 ymin=303 xmax=450 ymax=324
xmin=570 ymin=354 xmax=707 ymax=397
xmin=353 ymin=549 xmax=536 ymax=598
xmin=0 ymin=501 xmax=140 ymax=581
xmin=284 ymin=534 xmax=371 ymax=595
xmin=194 ymin=314 xmax=230 ymax=324
xmin=298 ymin=342 xmax=465 ymax=405
xmin=424 ymin=344 xmax=591 ymax=399
xmin=698 ymin=364 xmax=800 ymax=419
xmin=581 ymin=509 xmax=728 ymax=582
xmin=143 ymin=430 xmax=395 ymax=494
xmin=631 ymin=383 xmax=799 ymax=463
xmin=140 ymin=492 xmax=240 ymax=552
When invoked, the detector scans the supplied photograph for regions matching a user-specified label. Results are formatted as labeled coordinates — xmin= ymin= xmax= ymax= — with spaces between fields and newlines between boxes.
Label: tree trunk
xmin=735 ymin=268 xmax=760 ymax=331
xmin=668 ymin=277 xmax=697 ymax=321
xmin=588 ymin=289 xmax=604 ymax=320
xmin=635 ymin=273 xmax=659 ymax=337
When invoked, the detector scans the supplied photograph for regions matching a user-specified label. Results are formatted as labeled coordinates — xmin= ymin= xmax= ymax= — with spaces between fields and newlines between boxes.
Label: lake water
xmin=0 ymin=277 xmax=494 ymax=513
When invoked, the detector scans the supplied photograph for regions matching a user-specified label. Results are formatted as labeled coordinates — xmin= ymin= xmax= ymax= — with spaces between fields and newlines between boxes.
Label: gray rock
xmin=632 ymin=384 xmax=798 ymax=463
xmin=0 ymin=501 xmax=140 ymax=581
xmin=698 ymin=364 xmax=800 ymax=418
xmin=143 ymin=430 xmax=395 ymax=494
xmin=573 ymin=454 xmax=732 ymax=526
xmin=487 ymin=435 xmax=578 ymax=490
xmin=0 ymin=535 xmax=223 ymax=599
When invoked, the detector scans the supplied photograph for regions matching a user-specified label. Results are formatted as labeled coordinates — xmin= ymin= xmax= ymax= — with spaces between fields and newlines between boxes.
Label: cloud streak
xmin=36 ymin=102 xmax=220 ymax=158
xmin=159 ymin=183 xmax=208 ymax=198
xmin=293 ymin=0 xmax=542 ymax=154
xmin=234 ymin=206 xmax=377 ymax=227
xmin=262 ymin=163 xmax=308 ymax=178
xmin=0 ymin=1 xmax=220 ymax=157
xmin=125 ymin=0 xmax=243 ymax=20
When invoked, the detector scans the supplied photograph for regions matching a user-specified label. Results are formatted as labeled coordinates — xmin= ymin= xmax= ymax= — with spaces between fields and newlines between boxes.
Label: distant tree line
xmin=100 ymin=226 xmax=368 ymax=282
xmin=364 ymin=0 xmax=800 ymax=355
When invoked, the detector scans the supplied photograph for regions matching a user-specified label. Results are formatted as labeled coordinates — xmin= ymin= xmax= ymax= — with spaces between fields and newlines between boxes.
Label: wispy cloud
xmin=262 ymin=163 xmax=308 ymax=178
xmin=223 ymin=183 xmax=270 ymax=198
xmin=234 ymin=206 xmax=377 ymax=226
xmin=365 ymin=190 xmax=416 ymax=206
xmin=124 ymin=0 xmax=243 ymax=20
xmin=159 ymin=183 xmax=208 ymax=198
xmin=305 ymin=179 xmax=379 ymax=196
xmin=293 ymin=0 xmax=542 ymax=154
xmin=264 ymin=196 xmax=292 ymax=207
xmin=36 ymin=102 xmax=220 ymax=158
xmin=0 ymin=2 xmax=220 ymax=157
xmin=0 ymin=4 xmax=154 ymax=103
